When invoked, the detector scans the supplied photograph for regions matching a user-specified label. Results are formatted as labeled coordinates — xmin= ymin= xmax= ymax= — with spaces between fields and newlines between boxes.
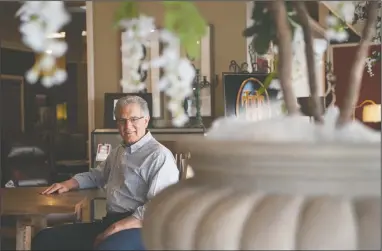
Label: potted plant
xmin=16 ymin=1 xmax=380 ymax=250
xmin=142 ymin=1 xmax=381 ymax=250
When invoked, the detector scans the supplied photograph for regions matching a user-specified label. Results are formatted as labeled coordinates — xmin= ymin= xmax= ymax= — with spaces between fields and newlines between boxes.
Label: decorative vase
xmin=142 ymin=139 xmax=380 ymax=250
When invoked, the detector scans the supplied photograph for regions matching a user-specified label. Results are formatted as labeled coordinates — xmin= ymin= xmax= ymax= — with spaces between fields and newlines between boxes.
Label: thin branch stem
xmin=294 ymin=1 xmax=324 ymax=124
xmin=336 ymin=2 xmax=379 ymax=127
xmin=271 ymin=0 xmax=299 ymax=115
xmin=307 ymin=16 xmax=326 ymax=39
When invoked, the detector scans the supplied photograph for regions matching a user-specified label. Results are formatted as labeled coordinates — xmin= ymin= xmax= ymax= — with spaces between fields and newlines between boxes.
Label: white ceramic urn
xmin=142 ymin=139 xmax=380 ymax=250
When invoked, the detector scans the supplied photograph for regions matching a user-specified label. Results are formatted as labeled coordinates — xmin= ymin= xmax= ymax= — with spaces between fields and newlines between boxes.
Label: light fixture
xmin=47 ymin=32 xmax=66 ymax=39
xmin=56 ymin=103 xmax=67 ymax=121
xmin=363 ymin=103 xmax=381 ymax=122
xmin=353 ymin=100 xmax=381 ymax=122
xmin=47 ymin=31 xmax=87 ymax=39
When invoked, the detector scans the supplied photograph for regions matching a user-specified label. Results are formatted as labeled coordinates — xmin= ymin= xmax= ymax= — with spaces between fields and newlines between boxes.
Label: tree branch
xmin=307 ymin=16 xmax=326 ymax=39
xmin=270 ymin=0 xmax=299 ymax=115
xmin=336 ymin=2 xmax=379 ymax=127
xmin=294 ymin=1 xmax=324 ymax=124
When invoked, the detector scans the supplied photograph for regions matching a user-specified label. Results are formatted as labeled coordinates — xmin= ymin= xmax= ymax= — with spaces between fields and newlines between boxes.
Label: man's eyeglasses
xmin=116 ymin=117 xmax=144 ymax=125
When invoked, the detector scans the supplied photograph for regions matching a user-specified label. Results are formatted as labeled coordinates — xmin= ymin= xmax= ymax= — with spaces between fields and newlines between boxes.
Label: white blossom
xmin=157 ymin=35 xmax=194 ymax=126
xmin=16 ymin=1 xmax=70 ymax=87
xmin=314 ymin=39 xmax=328 ymax=55
xmin=41 ymin=76 xmax=54 ymax=88
xmin=119 ymin=15 xmax=155 ymax=94
xmin=326 ymin=15 xmax=338 ymax=26
xmin=365 ymin=57 xmax=376 ymax=77
xmin=269 ymin=79 xmax=283 ymax=99
xmin=272 ymin=25 xmax=328 ymax=99
xmin=339 ymin=2 xmax=356 ymax=24
xmin=322 ymin=2 xmax=357 ymax=42
xmin=172 ymin=112 xmax=189 ymax=127
xmin=325 ymin=23 xmax=349 ymax=42
xmin=52 ymin=69 xmax=68 ymax=84
xmin=323 ymin=2 xmax=355 ymax=24
xmin=354 ymin=2 xmax=381 ymax=44
xmin=25 ymin=69 xmax=39 ymax=84
xmin=39 ymin=54 xmax=55 ymax=71
xmin=333 ymin=30 xmax=349 ymax=42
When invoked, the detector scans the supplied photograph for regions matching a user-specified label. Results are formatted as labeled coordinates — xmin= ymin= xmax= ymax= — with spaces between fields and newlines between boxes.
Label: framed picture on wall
xmin=222 ymin=73 xmax=279 ymax=118
xmin=103 ymin=93 xmax=153 ymax=129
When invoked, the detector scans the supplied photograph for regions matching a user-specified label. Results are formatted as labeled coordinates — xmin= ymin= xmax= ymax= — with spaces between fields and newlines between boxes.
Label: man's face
xmin=116 ymin=103 xmax=149 ymax=144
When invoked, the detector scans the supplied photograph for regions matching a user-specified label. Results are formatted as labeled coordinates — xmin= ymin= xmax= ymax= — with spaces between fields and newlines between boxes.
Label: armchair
xmin=1 ymin=133 xmax=53 ymax=188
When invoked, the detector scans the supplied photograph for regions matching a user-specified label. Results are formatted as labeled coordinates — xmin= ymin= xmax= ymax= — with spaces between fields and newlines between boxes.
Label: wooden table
xmin=1 ymin=187 xmax=102 ymax=250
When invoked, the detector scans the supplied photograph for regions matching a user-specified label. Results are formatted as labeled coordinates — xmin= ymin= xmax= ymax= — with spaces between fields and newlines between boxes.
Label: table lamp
xmin=353 ymin=100 xmax=381 ymax=122
xmin=362 ymin=103 xmax=381 ymax=122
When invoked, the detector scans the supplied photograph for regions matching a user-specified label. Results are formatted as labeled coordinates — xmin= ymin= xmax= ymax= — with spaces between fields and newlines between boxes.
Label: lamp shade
xmin=56 ymin=103 xmax=67 ymax=120
xmin=362 ymin=104 xmax=381 ymax=122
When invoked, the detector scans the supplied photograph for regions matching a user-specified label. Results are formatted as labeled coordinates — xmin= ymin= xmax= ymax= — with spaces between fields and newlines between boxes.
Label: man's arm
xmin=132 ymin=150 xmax=179 ymax=221
xmin=72 ymin=158 xmax=110 ymax=189
xmin=97 ymin=149 xmax=178 ymax=234
xmin=41 ymin=159 xmax=110 ymax=194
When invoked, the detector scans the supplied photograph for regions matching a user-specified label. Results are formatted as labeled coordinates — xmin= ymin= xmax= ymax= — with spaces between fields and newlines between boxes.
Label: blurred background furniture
xmin=52 ymin=132 xmax=88 ymax=183
xmin=0 ymin=132 xmax=88 ymax=249
xmin=353 ymin=99 xmax=381 ymax=123
xmin=1 ymin=133 xmax=53 ymax=188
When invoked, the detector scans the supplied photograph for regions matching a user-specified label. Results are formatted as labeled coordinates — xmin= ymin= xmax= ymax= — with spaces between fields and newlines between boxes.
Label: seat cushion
xmin=17 ymin=178 xmax=49 ymax=187
xmin=46 ymin=213 xmax=77 ymax=226
xmin=10 ymin=166 xmax=51 ymax=187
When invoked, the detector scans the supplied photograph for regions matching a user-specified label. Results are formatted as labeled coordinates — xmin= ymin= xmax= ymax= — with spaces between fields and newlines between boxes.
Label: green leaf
xmin=253 ymin=35 xmax=271 ymax=55
xmin=244 ymin=1 xmax=301 ymax=54
xmin=257 ymin=71 xmax=277 ymax=96
xmin=252 ymin=2 xmax=267 ymax=20
xmin=30 ymin=14 xmax=39 ymax=21
xmin=114 ymin=1 xmax=139 ymax=28
xmin=281 ymin=102 xmax=287 ymax=113
xmin=163 ymin=1 xmax=207 ymax=59
xmin=113 ymin=1 xmax=207 ymax=59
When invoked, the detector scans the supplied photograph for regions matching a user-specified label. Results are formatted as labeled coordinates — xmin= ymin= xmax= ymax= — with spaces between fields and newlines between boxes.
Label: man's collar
xmin=121 ymin=131 xmax=153 ymax=154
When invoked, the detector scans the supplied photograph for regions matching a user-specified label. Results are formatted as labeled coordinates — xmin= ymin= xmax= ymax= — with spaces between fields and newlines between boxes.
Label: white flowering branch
xmin=119 ymin=15 xmax=195 ymax=127
xmin=150 ymin=30 xmax=195 ymax=127
xmin=119 ymin=15 xmax=155 ymax=93
xmin=16 ymin=1 xmax=70 ymax=87
xmin=322 ymin=2 xmax=355 ymax=42
xmin=354 ymin=1 xmax=381 ymax=44
xmin=365 ymin=49 xmax=381 ymax=77
xmin=337 ymin=2 xmax=379 ymax=127
xmin=365 ymin=57 xmax=375 ymax=77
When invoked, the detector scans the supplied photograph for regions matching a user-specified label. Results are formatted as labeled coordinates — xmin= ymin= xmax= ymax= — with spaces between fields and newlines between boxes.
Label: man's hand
xmin=93 ymin=217 xmax=142 ymax=248
xmin=41 ymin=179 xmax=79 ymax=195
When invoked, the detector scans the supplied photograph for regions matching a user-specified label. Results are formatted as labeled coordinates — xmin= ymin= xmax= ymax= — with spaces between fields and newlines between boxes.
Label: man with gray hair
xmin=32 ymin=95 xmax=179 ymax=250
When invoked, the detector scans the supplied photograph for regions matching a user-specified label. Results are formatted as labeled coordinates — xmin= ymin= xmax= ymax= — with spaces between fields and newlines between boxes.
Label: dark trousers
xmin=31 ymin=212 xmax=145 ymax=250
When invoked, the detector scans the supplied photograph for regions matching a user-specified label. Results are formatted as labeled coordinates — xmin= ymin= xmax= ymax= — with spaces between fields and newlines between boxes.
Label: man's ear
xmin=144 ymin=116 xmax=150 ymax=127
